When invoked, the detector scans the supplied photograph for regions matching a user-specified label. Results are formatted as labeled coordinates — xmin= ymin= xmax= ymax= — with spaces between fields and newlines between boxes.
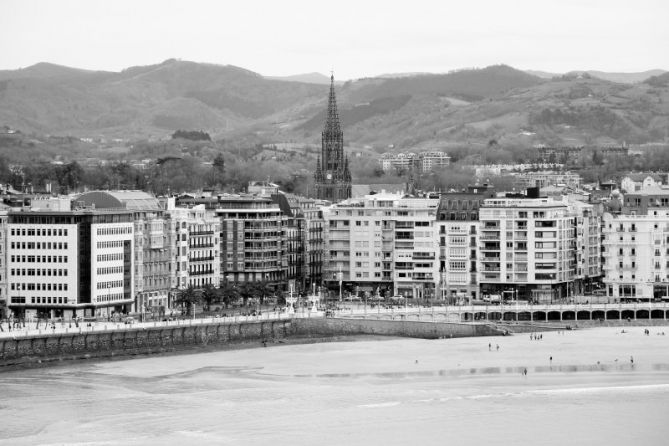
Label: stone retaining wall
xmin=0 ymin=317 xmax=502 ymax=369
xmin=0 ymin=319 xmax=292 ymax=368
xmin=291 ymin=318 xmax=503 ymax=339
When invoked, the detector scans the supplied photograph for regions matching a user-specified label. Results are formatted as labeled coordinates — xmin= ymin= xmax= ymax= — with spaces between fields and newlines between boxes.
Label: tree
xmin=213 ymin=153 xmax=225 ymax=176
xmin=238 ymin=282 xmax=258 ymax=307
xmin=200 ymin=284 xmax=219 ymax=312
xmin=252 ymin=280 xmax=274 ymax=306
xmin=175 ymin=285 xmax=202 ymax=315
xmin=219 ymin=281 xmax=240 ymax=308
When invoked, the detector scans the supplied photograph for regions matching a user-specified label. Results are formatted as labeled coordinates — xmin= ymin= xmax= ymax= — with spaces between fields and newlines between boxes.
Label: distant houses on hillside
xmin=380 ymin=151 xmax=451 ymax=173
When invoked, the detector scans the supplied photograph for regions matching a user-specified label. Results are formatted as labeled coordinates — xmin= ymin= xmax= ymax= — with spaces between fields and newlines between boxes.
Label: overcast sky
xmin=1 ymin=0 xmax=667 ymax=79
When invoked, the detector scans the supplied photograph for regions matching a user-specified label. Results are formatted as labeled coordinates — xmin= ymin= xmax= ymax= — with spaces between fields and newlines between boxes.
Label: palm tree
xmin=238 ymin=282 xmax=257 ymax=307
xmin=253 ymin=280 xmax=274 ymax=306
xmin=219 ymin=281 xmax=240 ymax=309
xmin=200 ymin=284 xmax=219 ymax=312
xmin=175 ymin=285 xmax=202 ymax=316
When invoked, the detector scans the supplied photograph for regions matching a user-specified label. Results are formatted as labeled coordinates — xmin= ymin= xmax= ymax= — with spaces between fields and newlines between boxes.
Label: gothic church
xmin=314 ymin=75 xmax=351 ymax=202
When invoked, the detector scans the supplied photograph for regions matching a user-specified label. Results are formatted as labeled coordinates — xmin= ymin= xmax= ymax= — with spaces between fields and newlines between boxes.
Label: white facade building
xmin=322 ymin=193 xmax=439 ymax=299
xmin=7 ymin=209 xmax=135 ymax=319
xmin=602 ymin=211 xmax=669 ymax=302
xmin=478 ymin=197 xmax=577 ymax=303
xmin=166 ymin=200 xmax=220 ymax=291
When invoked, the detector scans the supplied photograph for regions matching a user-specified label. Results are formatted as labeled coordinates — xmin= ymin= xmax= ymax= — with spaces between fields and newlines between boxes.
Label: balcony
xmin=189 ymin=231 xmax=215 ymax=236
xmin=190 ymin=270 xmax=214 ymax=276
xmin=189 ymin=256 xmax=216 ymax=262
xmin=189 ymin=243 xmax=216 ymax=249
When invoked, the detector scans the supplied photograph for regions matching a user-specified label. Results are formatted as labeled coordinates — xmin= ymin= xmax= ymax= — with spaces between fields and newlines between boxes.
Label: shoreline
xmin=2 ymin=317 xmax=668 ymax=373
xmin=0 ymin=333 xmax=399 ymax=373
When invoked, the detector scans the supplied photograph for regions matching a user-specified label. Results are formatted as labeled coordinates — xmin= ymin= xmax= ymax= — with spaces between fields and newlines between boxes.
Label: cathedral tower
xmin=314 ymin=74 xmax=351 ymax=202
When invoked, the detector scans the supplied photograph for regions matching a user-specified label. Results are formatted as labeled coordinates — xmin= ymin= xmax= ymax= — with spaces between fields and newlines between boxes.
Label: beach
xmin=1 ymin=326 xmax=668 ymax=445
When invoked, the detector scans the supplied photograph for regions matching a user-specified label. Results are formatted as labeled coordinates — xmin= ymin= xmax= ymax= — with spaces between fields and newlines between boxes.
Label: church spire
xmin=314 ymin=71 xmax=350 ymax=202
xmin=323 ymin=74 xmax=342 ymax=137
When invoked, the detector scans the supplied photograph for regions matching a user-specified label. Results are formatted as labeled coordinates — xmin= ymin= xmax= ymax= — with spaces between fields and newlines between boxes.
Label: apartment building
xmin=322 ymin=193 xmax=439 ymax=299
xmin=0 ymin=208 xmax=7 ymax=318
xmin=571 ymin=200 xmax=603 ymax=293
xmin=166 ymin=199 xmax=220 ymax=292
xmin=285 ymin=194 xmax=324 ymax=291
xmin=514 ymin=172 xmax=581 ymax=190
xmin=602 ymin=187 xmax=669 ymax=302
xmin=393 ymin=197 xmax=440 ymax=298
xmin=436 ymin=185 xmax=496 ymax=303
xmin=419 ymin=151 xmax=451 ymax=172
xmin=214 ymin=194 xmax=287 ymax=286
xmin=77 ymin=191 xmax=176 ymax=313
xmin=602 ymin=211 xmax=669 ymax=302
xmin=478 ymin=194 xmax=576 ymax=303
xmin=7 ymin=208 xmax=134 ymax=319
xmin=379 ymin=151 xmax=450 ymax=174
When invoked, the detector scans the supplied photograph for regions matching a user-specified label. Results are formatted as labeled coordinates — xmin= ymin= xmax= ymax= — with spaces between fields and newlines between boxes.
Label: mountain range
xmin=0 ymin=59 xmax=668 ymax=150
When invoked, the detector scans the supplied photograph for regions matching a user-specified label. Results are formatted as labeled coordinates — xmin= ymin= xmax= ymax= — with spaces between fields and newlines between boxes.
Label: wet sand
xmin=1 ymin=326 xmax=668 ymax=446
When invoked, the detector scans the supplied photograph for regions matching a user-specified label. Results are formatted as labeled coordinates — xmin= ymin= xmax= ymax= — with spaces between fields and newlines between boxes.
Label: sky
xmin=1 ymin=0 xmax=667 ymax=79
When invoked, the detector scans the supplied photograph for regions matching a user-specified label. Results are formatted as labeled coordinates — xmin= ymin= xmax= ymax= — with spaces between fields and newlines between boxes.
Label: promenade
xmin=330 ymin=301 xmax=669 ymax=323
xmin=0 ymin=310 xmax=322 ymax=340
xmin=3 ymin=302 xmax=669 ymax=340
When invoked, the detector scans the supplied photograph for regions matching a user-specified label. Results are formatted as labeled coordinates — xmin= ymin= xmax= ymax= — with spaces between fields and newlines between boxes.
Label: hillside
xmin=0 ymin=60 xmax=667 ymax=152
xmin=0 ymin=59 xmax=324 ymax=138
xmin=524 ymin=69 xmax=667 ymax=84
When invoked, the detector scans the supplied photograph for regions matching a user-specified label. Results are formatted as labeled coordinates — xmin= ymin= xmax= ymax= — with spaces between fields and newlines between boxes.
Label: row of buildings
xmin=0 ymin=187 xmax=325 ymax=320
xmin=7 ymin=179 xmax=669 ymax=319
xmin=321 ymin=185 xmax=602 ymax=304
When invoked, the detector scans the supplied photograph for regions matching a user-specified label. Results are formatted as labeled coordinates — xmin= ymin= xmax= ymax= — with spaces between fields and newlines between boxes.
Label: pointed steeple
xmin=314 ymin=71 xmax=350 ymax=202
xmin=323 ymin=74 xmax=342 ymax=136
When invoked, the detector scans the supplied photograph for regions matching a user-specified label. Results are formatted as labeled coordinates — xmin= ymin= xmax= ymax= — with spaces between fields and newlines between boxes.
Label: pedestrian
xmin=630 ymin=356 xmax=634 ymax=365
xmin=550 ymin=355 xmax=553 ymax=364
xmin=496 ymin=344 xmax=499 ymax=351
xmin=523 ymin=368 xmax=527 ymax=376
xmin=488 ymin=343 xmax=491 ymax=351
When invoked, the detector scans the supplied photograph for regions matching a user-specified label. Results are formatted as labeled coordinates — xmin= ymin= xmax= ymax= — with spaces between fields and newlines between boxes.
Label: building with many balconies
xmin=436 ymin=184 xmax=496 ymax=303
xmin=77 ymin=191 xmax=176 ymax=313
xmin=478 ymin=192 xmax=577 ymax=303
xmin=322 ymin=192 xmax=439 ymax=299
xmin=165 ymin=198 xmax=220 ymax=293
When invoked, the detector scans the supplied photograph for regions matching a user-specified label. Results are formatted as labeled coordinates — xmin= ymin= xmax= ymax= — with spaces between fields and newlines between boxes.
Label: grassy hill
xmin=0 ymin=60 xmax=667 ymax=152
xmin=0 ymin=59 xmax=324 ymax=139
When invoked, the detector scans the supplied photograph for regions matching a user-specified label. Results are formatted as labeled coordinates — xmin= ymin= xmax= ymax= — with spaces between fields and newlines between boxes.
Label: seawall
xmin=0 ymin=317 xmax=504 ymax=370
xmin=0 ymin=319 xmax=292 ymax=369
xmin=291 ymin=317 xmax=504 ymax=339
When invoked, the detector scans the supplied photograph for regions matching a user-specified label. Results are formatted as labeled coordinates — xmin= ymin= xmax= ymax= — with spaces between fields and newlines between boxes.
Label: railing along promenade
xmin=0 ymin=310 xmax=324 ymax=340
xmin=3 ymin=302 xmax=668 ymax=340
xmin=332 ymin=302 xmax=669 ymax=322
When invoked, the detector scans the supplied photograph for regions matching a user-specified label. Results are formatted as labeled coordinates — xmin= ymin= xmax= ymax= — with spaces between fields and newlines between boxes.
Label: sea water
xmin=1 ymin=326 xmax=668 ymax=446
